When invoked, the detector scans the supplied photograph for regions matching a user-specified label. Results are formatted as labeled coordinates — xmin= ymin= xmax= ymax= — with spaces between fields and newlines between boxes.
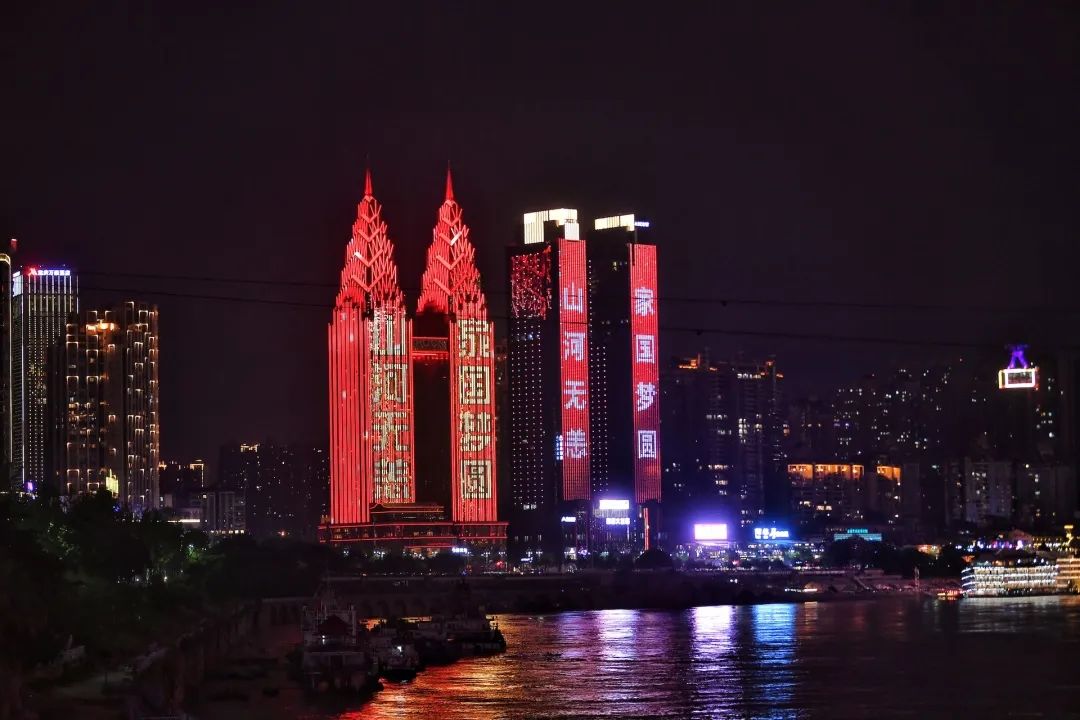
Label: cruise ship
xmin=961 ymin=552 xmax=1079 ymax=597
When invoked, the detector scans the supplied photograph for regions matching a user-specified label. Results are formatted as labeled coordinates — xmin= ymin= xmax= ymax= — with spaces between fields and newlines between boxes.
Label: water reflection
xmin=324 ymin=598 xmax=1080 ymax=720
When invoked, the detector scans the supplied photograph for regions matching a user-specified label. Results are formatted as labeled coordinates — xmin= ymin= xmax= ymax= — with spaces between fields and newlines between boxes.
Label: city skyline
xmin=5 ymin=4 xmax=1079 ymax=461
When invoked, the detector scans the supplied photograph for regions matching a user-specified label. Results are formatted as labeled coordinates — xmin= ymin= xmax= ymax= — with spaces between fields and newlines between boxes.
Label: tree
xmin=635 ymin=549 xmax=674 ymax=569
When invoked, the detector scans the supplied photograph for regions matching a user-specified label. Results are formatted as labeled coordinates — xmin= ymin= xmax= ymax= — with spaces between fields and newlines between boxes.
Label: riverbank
xmin=313 ymin=569 xmax=957 ymax=618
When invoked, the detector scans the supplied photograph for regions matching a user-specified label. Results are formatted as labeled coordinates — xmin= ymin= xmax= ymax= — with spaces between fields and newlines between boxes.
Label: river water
xmin=285 ymin=597 xmax=1080 ymax=719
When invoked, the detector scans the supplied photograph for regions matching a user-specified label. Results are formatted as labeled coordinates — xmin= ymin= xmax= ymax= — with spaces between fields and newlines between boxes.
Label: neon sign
xmin=998 ymin=345 xmax=1038 ymax=389
xmin=559 ymin=237 xmax=590 ymax=501
xmin=753 ymin=527 xmax=791 ymax=541
xmin=598 ymin=498 xmax=630 ymax=511
xmin=605 ymin=517 xmax=631 ymax=526
xmin=630 ymin=243 xmax=660 ymax=503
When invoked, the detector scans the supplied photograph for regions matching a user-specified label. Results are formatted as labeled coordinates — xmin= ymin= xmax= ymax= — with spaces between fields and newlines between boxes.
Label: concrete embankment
xmin=318 ymin=569 xmax=870 ymax=618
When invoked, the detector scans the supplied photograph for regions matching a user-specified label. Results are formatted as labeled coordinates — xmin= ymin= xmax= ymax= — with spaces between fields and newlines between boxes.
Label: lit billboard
xmin=558 ymin=238 xmax=590 ymax=501
xmin=630 ymin=243 xmax=660 ymax=503
xmin=694 ymin=523 xmax=728 ymax=542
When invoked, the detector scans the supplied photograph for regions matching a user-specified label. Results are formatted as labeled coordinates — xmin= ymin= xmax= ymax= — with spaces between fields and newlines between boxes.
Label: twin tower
xmin=328 ymin=170 xmax=498 ymax=527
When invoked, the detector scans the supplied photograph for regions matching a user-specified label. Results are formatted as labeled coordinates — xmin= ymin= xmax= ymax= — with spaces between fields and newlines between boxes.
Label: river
xmin=210 ymin=596 xmax=1080 ymax=719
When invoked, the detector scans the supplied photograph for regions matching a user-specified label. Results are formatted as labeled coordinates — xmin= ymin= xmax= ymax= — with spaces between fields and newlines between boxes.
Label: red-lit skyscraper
xmin=326 ymin=170 xmax=505 ymax=555
xmin=416 ymin=170 xmax=499 ymax=523
xmin=328 ymin=171 xmax=416 ymax=524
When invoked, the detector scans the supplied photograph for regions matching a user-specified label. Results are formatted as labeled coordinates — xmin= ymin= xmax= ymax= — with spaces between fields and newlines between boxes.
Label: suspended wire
xmin=78 ymin=284 xmax=1047 ymax=351
xmin=75 ymin=269 xmax=1080 ymax=316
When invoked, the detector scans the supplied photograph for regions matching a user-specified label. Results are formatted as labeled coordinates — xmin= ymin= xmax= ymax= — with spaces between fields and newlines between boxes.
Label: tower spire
xmin=444 ymin=164 xmax=454 ymax=202
xmin=364 ymin=167 xmax=373 ymax=197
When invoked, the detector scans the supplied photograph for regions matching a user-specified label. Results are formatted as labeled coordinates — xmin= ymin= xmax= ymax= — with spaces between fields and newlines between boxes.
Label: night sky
xmin=4 ymin=3 xmax=1079 ymax=469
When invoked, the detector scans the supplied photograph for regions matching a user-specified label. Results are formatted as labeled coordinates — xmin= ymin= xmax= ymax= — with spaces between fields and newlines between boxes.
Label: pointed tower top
xmin=444 ymin=164 xmax=455 ymax=202
xmin=364 ymin=168 xmax=373 ymax=197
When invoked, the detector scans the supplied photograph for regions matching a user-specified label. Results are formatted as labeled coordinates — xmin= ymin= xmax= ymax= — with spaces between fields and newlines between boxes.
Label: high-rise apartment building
xmin=507 ymin=210 xmax=661 ymax=556
xmin=233 ymin=441 xmax=328 ymax=539
xmin=52 ymin=302 xmax=159 ymax=514
xmin=661 ymin=353 xmax=784 ymax=533
xmin=12 ymin=267 xmax=77 ymax=492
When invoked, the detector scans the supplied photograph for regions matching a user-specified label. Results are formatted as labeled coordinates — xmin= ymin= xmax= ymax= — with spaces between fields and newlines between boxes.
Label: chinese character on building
xmin=635 ymin=382 xmax=657 ymax=411
xmin=458 ymin=410 xmax=493 ymax=452
xmin=563 ymin=379 xmax=587 ymax=410
xmin=564 ymin=428 xmax=588 ymax=459
xmin=635 ymin=335 xmax=656 ymax=364
xmin=563 ymin=284 xmax=584 ymax=313
xmin=633 ymin=287 xmax=655 ymax=317
xmin=458 ymin=366 xmax=491 ymax=404
xmin=637 ymin=430 xmax=657 ymax=459
xmin=562 ymin=331 xmax=585 ymax=361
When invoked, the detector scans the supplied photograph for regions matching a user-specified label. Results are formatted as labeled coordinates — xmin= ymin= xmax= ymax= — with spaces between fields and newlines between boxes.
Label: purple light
xmin=26 ymin=481 xmax=34 ymax=493
xmin=1007 ymin=345 xmax=1030 ymax=370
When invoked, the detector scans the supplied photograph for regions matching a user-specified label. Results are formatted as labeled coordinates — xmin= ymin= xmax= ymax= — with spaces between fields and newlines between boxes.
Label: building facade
xmin=12 ymin=267 xmax=77 ymax=492
xmin=52 ymin=301 xmax=160 ymax=513
xmin=324 ymin=170 xmax=506 ymax=555
xmin=507 ymin=210 xmax=661 ymax=557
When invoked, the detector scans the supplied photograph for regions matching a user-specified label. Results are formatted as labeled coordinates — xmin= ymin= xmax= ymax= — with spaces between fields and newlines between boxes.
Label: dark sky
xmin=3 ymin=2 xmax=1079 ymax=468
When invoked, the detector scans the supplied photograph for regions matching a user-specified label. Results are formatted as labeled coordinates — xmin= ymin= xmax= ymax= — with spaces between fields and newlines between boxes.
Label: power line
xmin=76 ymin=269 xmax=1080 ymax=315
xmin=79 ymin=284 xmax=1051 ymax=351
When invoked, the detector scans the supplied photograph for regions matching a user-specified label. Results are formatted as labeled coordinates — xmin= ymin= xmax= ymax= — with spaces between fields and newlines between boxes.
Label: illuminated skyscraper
xmin=53 ymin=302 xmax=160 ymax=513
xmin=508 ymin=209 xmax=587 ymax=554
xmin=328 ymin=171 xmax=415 ymax=524
xmin=587 ymin=216 xmax=661 ymax=509
xmin=415 ymin=170 xmax=499 ymax=523
xmin=507 ymin=210 xmax=661 ymax=555
xmin=12 ymin=267 xmax=77 ymax=492
xmin=325 ymin=170 xmax=506 ymax=555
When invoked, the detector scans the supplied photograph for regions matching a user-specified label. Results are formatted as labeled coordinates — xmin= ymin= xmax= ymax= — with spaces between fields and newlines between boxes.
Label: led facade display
xmin=629 ymin=243 xmax=661 ymax=503
xmin=419 ymin=171 xmax=499 ymax=523
xmin=558 ymin=237 xmax=590 ymax=501
xmin=329 ymin=171 xmax=415 ymax=524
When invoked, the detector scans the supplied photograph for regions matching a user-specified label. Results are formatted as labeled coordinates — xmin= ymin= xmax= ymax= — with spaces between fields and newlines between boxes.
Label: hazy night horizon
xmin=3 ymin=4 xmax=1080 ymax=719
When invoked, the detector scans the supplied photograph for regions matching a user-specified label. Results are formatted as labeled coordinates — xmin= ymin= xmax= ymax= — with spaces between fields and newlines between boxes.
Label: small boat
xmin=368 ymin=624 xmax=421 ymax=683
xmin=299 ymin=588 xmax=381 ymax=696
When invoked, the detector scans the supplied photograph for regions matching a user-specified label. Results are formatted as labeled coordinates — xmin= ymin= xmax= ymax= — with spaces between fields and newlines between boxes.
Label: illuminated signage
xmin=753 ymin=527 xmax=791 ymax=541
xmin=451 ymin=546 xmax=470 ymax=555
xmin=27 ymin=268 xmax=71 ymax=277
xmin=998 ymin=345 xmax=1038 ymax=390
xmin=630 ymin=243 xmax=661 ymax=503
xmin=606 ymin=517 xmax=631 ymax=526
xmin=999 ymin=368 xmax=1037 ymax=389
xmin=694 ymin=523 xmax=728 ymax=542
xmin=597 ymin=498 xmax=630 ymax=511
xmin=833 ymin=528 xmax=883 ymax=542
xmin=561 ymin=516 xmax=577 ymax=523
xmin=558 ymin=237 xmax=590 ymax=501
